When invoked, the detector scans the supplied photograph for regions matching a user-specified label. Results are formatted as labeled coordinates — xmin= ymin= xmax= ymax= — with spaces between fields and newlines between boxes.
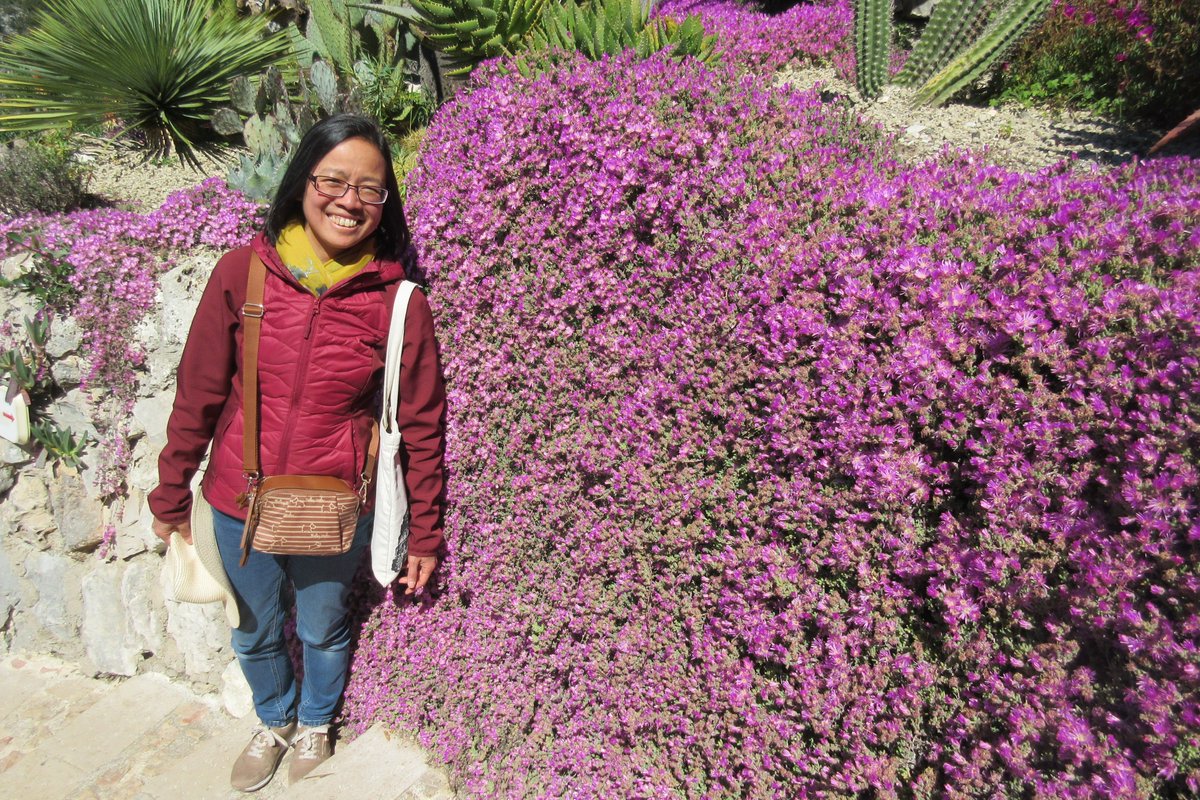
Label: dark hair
xmin=264 ymin=114 xmax=410 ymax=262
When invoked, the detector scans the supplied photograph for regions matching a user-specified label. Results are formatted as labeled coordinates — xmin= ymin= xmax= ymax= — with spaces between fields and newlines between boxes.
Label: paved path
xmin=0 ymin=655 xmax=456 ymax=800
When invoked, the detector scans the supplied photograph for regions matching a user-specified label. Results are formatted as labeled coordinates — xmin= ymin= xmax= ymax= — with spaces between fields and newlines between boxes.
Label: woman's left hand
xmin=401 ymin=554 xmax=438 ymax=595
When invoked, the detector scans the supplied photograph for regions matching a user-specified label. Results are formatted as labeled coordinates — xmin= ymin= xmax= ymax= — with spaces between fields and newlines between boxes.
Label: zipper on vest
xmin=304 ymin=302 xmax=321 ymax=339
xmin=275 ymin=295 xmax=322 ymax=472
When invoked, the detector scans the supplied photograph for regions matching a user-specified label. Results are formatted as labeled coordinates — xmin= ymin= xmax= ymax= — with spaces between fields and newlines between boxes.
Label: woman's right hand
xmin=153 ymin=517 xmax=192 ymax=546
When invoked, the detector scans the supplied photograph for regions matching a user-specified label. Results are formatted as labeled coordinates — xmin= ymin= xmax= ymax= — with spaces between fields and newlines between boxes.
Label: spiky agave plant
xmin=531 ymin=0 xmax=718 ymax=65
xmin=361 ymin=0 xmax=547 ymax=78
xmin=0 ymin=0 xmax=289 ymax=167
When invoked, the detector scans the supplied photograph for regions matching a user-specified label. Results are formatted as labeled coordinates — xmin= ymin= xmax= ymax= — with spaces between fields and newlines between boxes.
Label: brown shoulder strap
xmin=241 ymin=254 xmax=267 ymax=476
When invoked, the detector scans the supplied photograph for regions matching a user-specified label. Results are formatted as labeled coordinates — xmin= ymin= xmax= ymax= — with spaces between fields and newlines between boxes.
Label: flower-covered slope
xmin=342 ymin=50 xmax=1200 ymax=799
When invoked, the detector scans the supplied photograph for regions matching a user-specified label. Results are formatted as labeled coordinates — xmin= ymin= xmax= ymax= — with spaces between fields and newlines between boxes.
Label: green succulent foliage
xmin=362 ymin=0 xmax=547 ymax=77
xmin=528 ymin=0 xmax=717 ymax=65
xmin=893 ymin=0 xmax=995 ymax=88
xmin=217 ymin=67 xmax=319 ymax=202
xmin=30 ymin=420 xmax=88 ymax=468
xmin=853 ymin=0 xmax=891 ymax=100
xmin=852 ymin=0 xmax=1052 ymax=106
xmin=0 ymin=0 xmax=290 ymax=168
xmin=0 ymin=311 xmax=85 ymax=467
xmin=910 ymin=0 xmax=1053 ymax=106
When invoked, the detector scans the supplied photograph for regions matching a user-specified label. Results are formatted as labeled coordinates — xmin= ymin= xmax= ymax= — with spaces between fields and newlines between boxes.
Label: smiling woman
xmin=148 ymin=115 xmax=446 ymax=792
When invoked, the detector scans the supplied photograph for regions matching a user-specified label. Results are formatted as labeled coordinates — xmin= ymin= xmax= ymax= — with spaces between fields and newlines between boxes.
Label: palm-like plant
xmin=0 ymin=0 xmax=290 ymax=167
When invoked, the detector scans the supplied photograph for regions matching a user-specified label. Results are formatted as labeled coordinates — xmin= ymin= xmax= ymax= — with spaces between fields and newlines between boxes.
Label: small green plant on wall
xmin=853 ymin=0 xmax=1054 ymax=105
xmin=0 ymin=314 xmax=87 ymax=468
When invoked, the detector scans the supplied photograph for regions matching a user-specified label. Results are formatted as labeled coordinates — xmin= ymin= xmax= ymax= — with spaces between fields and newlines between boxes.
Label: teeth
xmin=330 ymin=216 xmax=359 ymax=229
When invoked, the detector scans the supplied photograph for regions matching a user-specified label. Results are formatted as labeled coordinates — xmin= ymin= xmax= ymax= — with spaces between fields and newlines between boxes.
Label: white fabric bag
xmin=0 ymin=378 xmax=30 ymax=445
xmin=372 ymin=280 xmax=417 ymax=586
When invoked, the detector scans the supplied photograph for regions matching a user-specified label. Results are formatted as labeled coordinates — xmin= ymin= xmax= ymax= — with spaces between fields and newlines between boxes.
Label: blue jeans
xmin=213 ymin=507 xmax=370 ymax=728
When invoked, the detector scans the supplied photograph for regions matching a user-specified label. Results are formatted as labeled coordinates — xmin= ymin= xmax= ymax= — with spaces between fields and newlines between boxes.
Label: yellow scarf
xmin=276 ymin=220 xmax=375 ymax=297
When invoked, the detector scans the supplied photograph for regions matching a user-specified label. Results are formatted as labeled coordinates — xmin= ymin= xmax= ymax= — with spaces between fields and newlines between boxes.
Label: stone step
xmin=0 ymin=655 xmax=456 ymax=799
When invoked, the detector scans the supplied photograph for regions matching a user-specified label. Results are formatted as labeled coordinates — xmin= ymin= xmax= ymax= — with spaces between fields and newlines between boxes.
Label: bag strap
xmin=382 ymin=281 xmax=418 ymax=433
xmin=241 ymin=255 xmax=267 ymax=479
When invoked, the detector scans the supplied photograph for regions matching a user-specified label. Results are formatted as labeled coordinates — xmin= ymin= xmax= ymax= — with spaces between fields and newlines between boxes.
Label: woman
xmin=149 ymin=115 xmax=445 ymax=793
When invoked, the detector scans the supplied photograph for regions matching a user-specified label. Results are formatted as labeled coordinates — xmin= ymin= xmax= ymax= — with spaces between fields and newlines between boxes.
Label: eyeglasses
xmin=308 ymin=175 xmax=388 ymax=205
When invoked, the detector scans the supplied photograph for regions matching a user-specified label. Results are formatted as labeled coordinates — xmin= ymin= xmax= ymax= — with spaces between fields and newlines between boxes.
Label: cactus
xmin=528 ymin=0 xmax=718 ymax=66
xmin=310 ymin=59 xmax=341 ymax=115
xmin=853 ymin=0 xmax=891 ymax=101
xmin=363 ymin=0 xmax=546 ymax=78
xmin=308 ymin=0 xmax=355 ymax=71
xmin=894 ymin=0 xmax=994 ymax=88
xmin=911 ymin=0 xmax=1052 ymax=107
xmin=853 ymin=0 xmax=1051 ymax=106
xmin=230 ymin=75 xmax=259 ymax=116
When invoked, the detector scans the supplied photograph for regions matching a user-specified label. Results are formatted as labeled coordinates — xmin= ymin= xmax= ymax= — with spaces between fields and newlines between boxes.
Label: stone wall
xmin=0 ymin=247 xmax=254 ymax=719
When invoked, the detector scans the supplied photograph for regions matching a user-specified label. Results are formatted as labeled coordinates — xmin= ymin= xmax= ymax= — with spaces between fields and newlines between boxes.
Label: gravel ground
xmin=779 ymin=66 xmax=1200 ymax=171
xmin=81 ymin=71 xmax=1198 ymax=209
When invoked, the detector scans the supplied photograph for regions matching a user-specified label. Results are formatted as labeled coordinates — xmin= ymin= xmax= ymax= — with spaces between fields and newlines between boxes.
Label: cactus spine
xmin=853 ymin=0 xmax=892 ymax=101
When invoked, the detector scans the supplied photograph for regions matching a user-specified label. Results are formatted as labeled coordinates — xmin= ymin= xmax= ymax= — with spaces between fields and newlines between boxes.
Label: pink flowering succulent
xmin=338 ymin=50 xmax=1200 ymax=798
xmin=0 ymin=178 xmax=261 ymax=493
xmin=656 ymin=0 xmax=854 ymax=75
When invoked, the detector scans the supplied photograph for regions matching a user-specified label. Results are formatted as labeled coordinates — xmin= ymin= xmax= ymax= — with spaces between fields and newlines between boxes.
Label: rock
xmin=48 ymin=465 xmax=105 ymax=552
xmin=45 ymin=389 xmax=99 ymax=442
xmin=5 ymin=471 xmax=56 ymax=543
xmin=122 ymin=559 xmax=164 ymax=656
xmin=132 ymin=391 xmax=175 ymax=442
xmin=46 ymin=314 xmax=82 ymax=358
xmin=165 ymin=595 xmax=228 ymax=677
xmin=126 ymin=438 xmax=163 ymax=497
xmin=0 ymin=464 xmax=14 ymax=495
xmin=221 ymin=658 xmax=254 ymax=718
xmin=905 ymin=124 xmax=928 ymax=138
xmin=0 ymin=547 xmax=21 ymax=629
xmin=81 ymin=562 xmax=140 ymax=676
xmin=115 ymin=494 xmax=155 ymax=560
xmin=0 ymin=439 xmax=31 ymax=466
xmin=50 ymin=354 xmax=87 ymax=388
xmin=1 ymin=252 xmax=33 ymax=281
xmin=903 ymin=0 xmax=939 ymax=18
xmin=157 ymin=254 xmax=212 ymax=348
xmin=27 ymin=551 xmax=80 ymax=643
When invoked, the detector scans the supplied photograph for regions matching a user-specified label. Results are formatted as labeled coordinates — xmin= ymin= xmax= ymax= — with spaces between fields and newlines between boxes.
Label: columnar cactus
xmin=853 ymin=0 xmax=1052 ymax=106
xmin=853 ymin=0 xmax=891 ymax=101
xmin=911 ymin=0 xmax=1053 ymax=106
xmin=893 ymin=0 xmax=996 ymax=88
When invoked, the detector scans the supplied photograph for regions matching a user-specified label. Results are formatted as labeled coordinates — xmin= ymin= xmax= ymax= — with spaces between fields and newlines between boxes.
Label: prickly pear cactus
xmin=310 ymin=60 xmax=341 ymax=116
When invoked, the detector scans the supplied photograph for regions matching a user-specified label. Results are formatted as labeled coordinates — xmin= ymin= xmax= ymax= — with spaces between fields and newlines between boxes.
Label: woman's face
xmin=301 ymin=136 xmax=389 ymax=262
